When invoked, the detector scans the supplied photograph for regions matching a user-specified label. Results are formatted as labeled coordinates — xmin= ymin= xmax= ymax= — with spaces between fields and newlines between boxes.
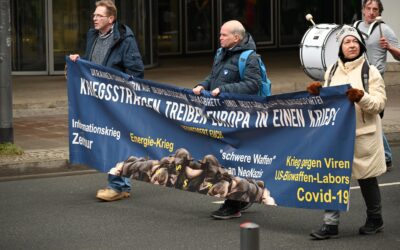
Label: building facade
xmin=11 ymin=0 xmax=362 ymax=75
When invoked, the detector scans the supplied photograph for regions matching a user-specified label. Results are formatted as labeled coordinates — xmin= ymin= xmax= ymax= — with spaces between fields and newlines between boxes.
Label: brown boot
xmin=96 ymin=188 xmax=130 ymax=202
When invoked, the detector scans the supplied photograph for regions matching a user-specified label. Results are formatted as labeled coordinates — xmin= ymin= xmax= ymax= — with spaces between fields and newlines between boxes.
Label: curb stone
xmin=0 ymin=148 xmax=89 ymax=177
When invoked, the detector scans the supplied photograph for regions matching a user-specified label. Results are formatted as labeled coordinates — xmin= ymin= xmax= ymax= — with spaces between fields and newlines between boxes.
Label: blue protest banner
xmin=67 ymin=58 xmax=355 ymax=211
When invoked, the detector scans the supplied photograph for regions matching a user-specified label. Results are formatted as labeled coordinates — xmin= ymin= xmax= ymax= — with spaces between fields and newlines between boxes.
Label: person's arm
xmin=194 ymin=48 xmax=222 ymax=95
xmin=381 ymin=25 xmax=400 ymax=61
xmin=380 ymin=37 xmax=400 ymax=61
xmin=193 ymin=74 xmax=211 ymax=95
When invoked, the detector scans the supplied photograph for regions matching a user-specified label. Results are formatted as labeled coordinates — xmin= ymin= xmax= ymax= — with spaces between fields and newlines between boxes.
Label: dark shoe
xmin=310 ymin=224 xmax=339 ymax=240
xmin=211 ymin=203 xmax=241 ymax=220
xmin=386 ymin=161 xmax=392 ymax=172
xmin=238 ymin=201 xmax=253 ymax=212
xmin=359 ymin=219 xmax=384 ymax=235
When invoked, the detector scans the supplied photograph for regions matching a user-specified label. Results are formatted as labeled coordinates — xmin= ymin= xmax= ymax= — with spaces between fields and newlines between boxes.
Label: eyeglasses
xmin=92 ymin=14 xmax=109 ymax=19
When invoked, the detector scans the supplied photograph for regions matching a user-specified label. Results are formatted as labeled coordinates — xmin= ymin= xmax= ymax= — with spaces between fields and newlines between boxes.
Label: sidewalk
xmin=1 ymin=50 xmax=399 ymax=178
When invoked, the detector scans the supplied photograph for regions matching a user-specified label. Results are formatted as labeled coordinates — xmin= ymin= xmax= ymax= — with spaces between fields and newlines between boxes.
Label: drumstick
xmin=375 ymin=16 xmax=383 ymax=37
xmin=305 ymin=14 xmax=316 ymax=26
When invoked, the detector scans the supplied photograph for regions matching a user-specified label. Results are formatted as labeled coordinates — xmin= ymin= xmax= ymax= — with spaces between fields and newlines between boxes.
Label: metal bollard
xmin=240 ymin=222 xmax=259 ymax=250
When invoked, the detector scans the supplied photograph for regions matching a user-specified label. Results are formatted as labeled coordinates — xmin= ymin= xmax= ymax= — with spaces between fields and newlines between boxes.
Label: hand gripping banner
xmin=67 ymin=58 xmax=355 ymax=211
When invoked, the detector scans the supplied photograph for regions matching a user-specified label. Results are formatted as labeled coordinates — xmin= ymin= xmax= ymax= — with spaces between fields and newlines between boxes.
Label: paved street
xmin=1 ymin=144 xmax=399 ymax=250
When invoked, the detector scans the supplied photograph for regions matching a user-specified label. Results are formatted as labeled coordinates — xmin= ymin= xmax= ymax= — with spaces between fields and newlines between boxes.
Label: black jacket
xmin=199 ymin=33 xmax=261 ymax=95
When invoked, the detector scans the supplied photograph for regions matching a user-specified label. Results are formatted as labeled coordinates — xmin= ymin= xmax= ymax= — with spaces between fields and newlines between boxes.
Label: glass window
xmin=220 ymin=0 xmax=273 ymax=46
xmin=280 ymin=0 xmax=335 ymax=46
xmin=11 ymin=0 xmax=46 ymax=71
xmin=52 ymin=0 xmax=92 ymax=71
xmin=117 ymin=0 xmax=157 ymax=66
xmin=158 ymin=0 xmax=181 ymax=54
xmin=116 ymin=0 xmax=144 ymax=60
xmin=185 ymin=0 xmax=214 ymax=53
xmin=342 ymin=0 xmax=361 ymax=24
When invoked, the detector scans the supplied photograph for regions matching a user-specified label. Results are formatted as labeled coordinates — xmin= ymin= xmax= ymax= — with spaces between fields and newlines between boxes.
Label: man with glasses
xmin=69 ymin=0 xmax=144 ymax=78
xmin=69 ymin=0 xmax=144 ymax=201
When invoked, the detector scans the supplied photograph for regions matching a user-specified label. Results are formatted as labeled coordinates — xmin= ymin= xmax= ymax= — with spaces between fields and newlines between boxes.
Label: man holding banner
xmin=69 ymin=0 xmax=144 ymax=201
xmin=69 ymin=0 xmax=144 ymax=78
xmin=193 ymin=20 xmax=263 ymax=220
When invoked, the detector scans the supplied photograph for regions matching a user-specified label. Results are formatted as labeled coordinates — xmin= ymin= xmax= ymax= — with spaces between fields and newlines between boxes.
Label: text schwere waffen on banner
xmin=66 ymin=58 xmax=355 ymax=211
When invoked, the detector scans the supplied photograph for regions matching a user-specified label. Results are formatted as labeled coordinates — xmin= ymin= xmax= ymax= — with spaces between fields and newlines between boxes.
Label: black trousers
xmin=358 ymin=177 xmax=382 ymax=220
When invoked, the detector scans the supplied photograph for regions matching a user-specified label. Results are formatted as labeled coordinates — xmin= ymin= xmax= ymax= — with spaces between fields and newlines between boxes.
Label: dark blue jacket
xmin=199 ymin=33 xmax=261 ymax=95
xmin=84 ymin=22 xmax=144 ymax=78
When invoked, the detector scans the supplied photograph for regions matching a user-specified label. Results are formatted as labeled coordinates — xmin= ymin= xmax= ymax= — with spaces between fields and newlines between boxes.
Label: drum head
xmin=300 ymin=24 xmax=340 ymax=80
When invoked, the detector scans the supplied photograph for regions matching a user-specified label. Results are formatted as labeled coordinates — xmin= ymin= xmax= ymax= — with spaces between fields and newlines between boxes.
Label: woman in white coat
xmin=307 ymin=25 xmax=387 ymax=240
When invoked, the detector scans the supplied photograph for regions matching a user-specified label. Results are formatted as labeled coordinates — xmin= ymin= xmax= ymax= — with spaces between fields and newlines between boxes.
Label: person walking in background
xmin=307 ymin=25 xmax=386 ymax=240
xmin=193 ymin=20 xmax=262 ymax=219
xmin=69 ymin=0 xmax=144 ymax=202
xmin=354 ymin=0 xmax=400 ymax=171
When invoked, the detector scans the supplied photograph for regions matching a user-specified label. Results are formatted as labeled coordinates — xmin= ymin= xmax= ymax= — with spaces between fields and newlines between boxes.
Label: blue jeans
xmin=383 ymin=132 xmax=392 ymax=163
xmin=107 ymin=174 xmax=131 ymax=193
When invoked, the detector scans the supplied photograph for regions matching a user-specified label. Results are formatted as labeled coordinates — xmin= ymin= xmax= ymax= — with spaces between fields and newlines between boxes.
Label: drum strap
xmin=327 ymin=60 xmax=370 ymax=93
xmin=353 ymin=20 xmax=384 ymax=38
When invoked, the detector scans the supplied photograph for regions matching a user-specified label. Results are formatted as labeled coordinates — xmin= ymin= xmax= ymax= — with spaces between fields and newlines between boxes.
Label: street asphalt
xmin=1 ymin=161 xmax=400 ymax=249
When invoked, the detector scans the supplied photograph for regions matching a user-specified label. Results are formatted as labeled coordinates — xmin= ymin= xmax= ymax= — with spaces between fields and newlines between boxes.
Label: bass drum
xmin=299 ymin=24 xmax=341 ymax=81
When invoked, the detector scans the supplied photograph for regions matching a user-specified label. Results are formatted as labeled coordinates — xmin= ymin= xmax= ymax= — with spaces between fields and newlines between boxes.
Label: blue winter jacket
xmin=84 ymin=22 xmax=144 ymax=79
xmin=199 ymin=33 xmax=261 ymax=95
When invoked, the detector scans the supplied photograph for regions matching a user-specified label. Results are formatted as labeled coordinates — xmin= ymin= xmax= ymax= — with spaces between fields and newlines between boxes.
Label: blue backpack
xmin=215 ymin=48 xmax=272 ymax=97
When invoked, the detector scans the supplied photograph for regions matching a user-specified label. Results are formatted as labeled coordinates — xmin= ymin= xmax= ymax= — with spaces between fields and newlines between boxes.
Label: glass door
xmin=158 ymin=0 xmax=182 ymax=55
xmin=279 ymin=0 xmax=335 ymax=47
xmin=185 ymin=0 xmax=214 ymax=54
xmin=11 ymin=0 xmax=47 ymax=74
xmin=117 ymin=0 xmax=158 ymax=68
xmin=49 ymin=0 xmax=93 ymax=74
xmin=219 ymin=0 xmax=275 ymax=48
xmin=340 ymin=0 xmax=361 ymax=24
